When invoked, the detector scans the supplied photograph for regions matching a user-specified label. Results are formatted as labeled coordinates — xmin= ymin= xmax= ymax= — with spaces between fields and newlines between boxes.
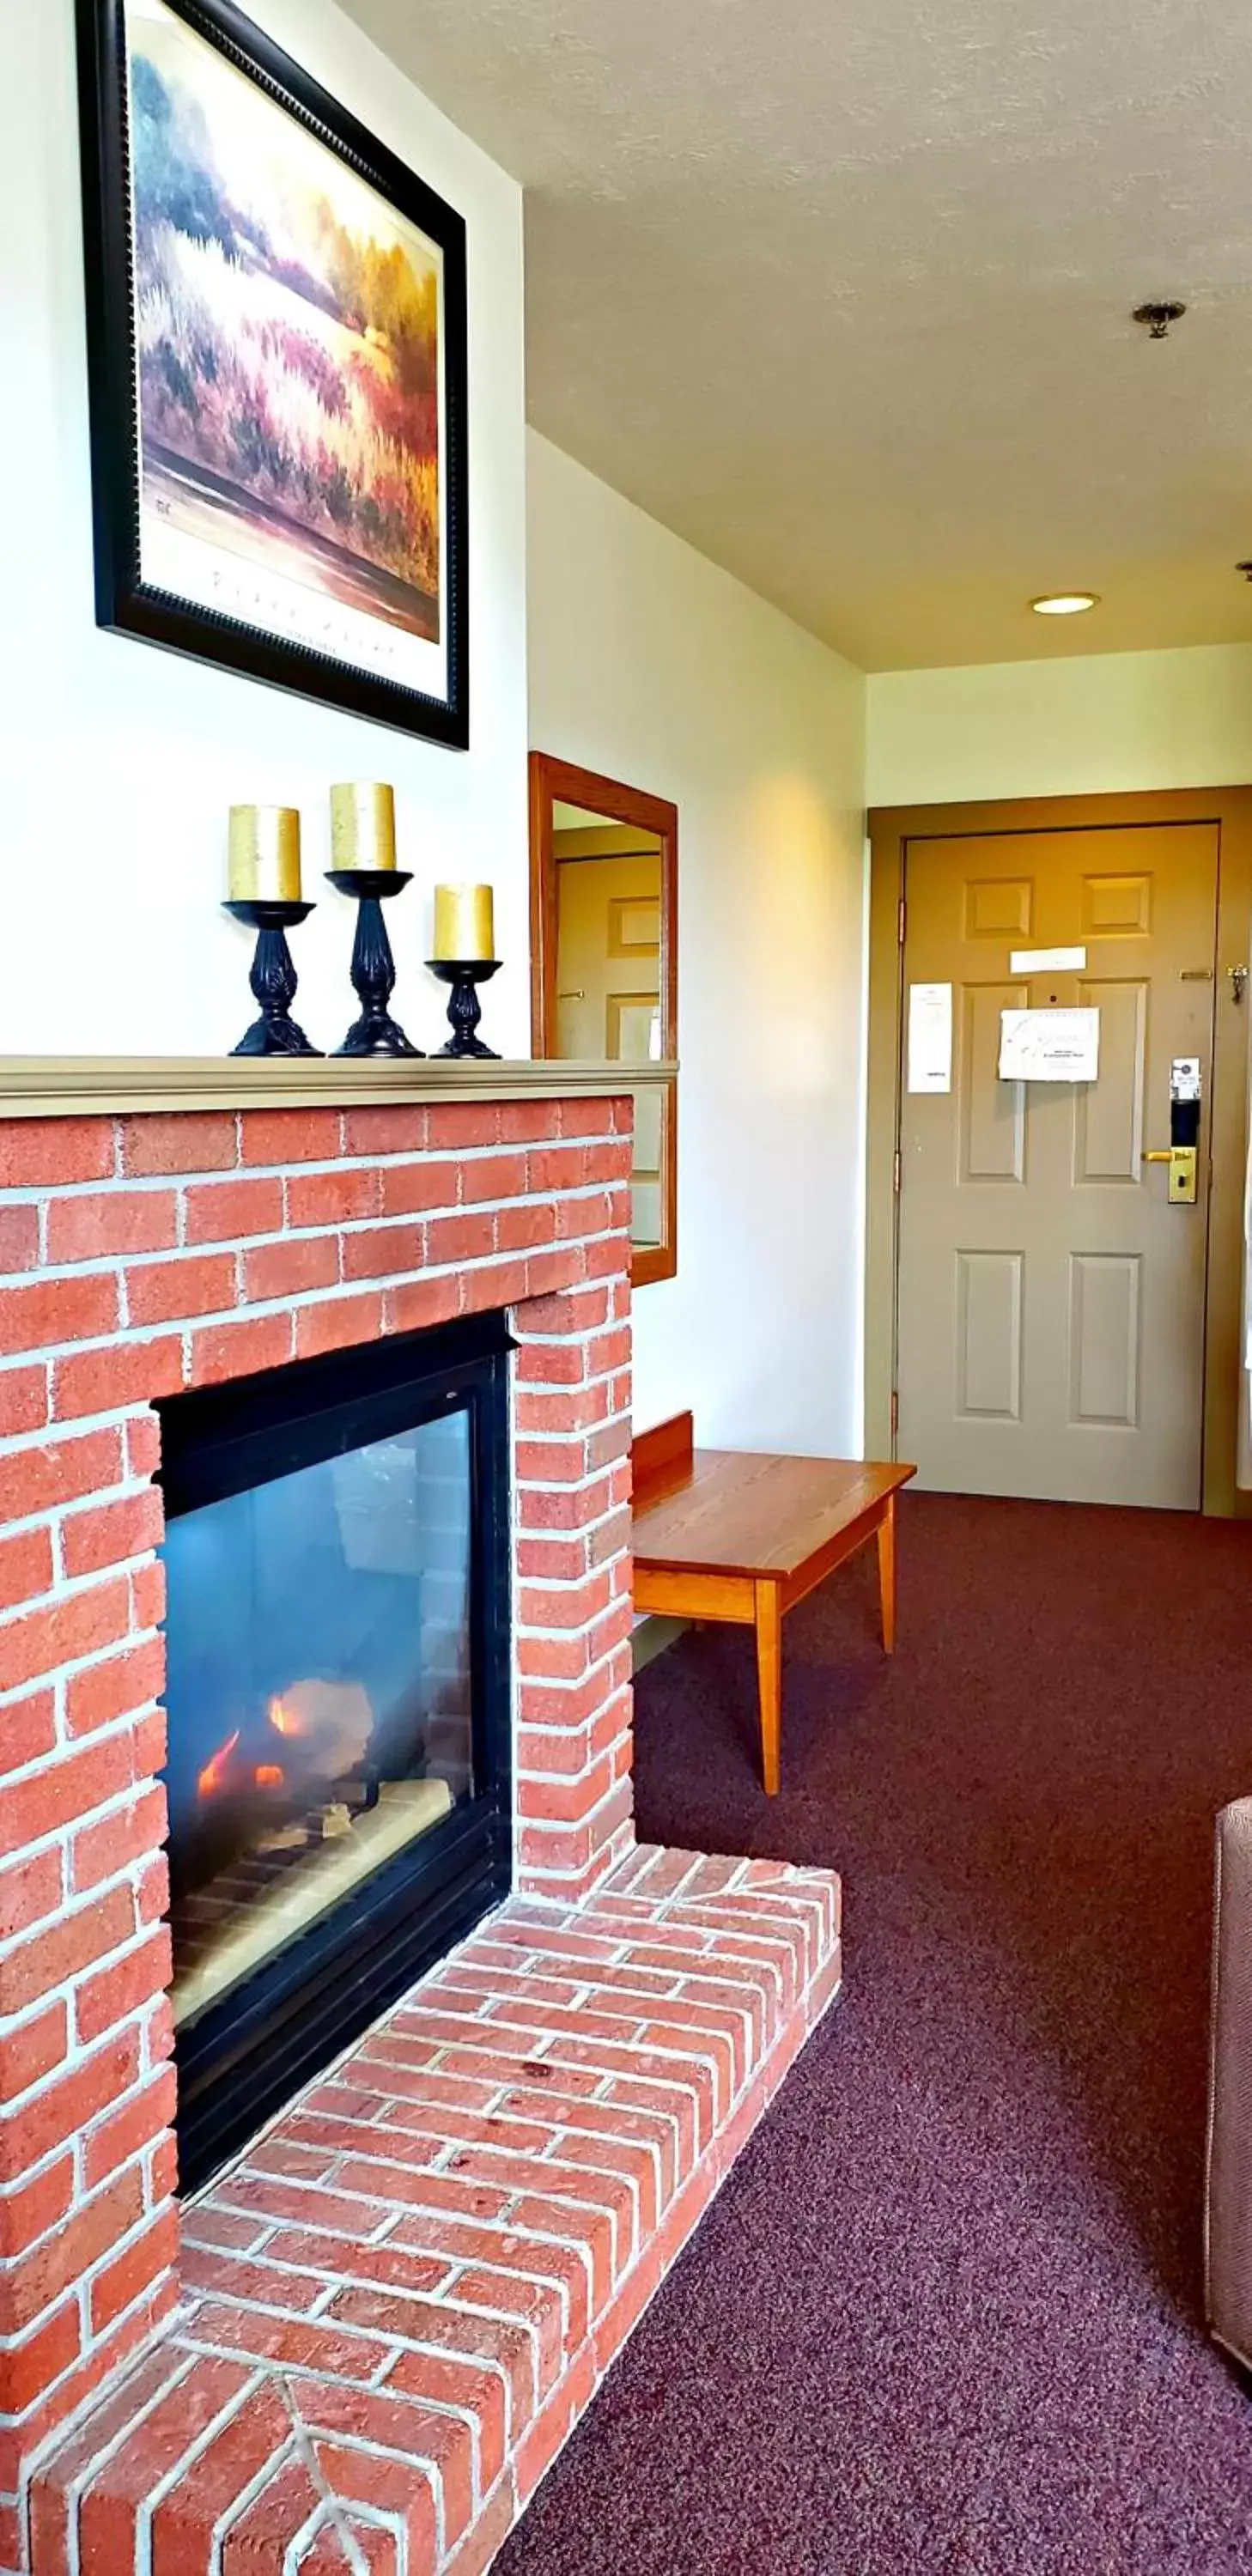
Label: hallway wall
xmin=866 ymin=642 xmax=1252 ymax=806
xmin=527 ymin=432 xmax=867 ymax=1455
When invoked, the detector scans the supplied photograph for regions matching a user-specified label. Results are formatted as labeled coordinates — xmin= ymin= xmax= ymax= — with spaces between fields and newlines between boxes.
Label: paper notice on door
xmin=999 ymin=1007 xmax=1100 ymax=1083
xmin=1008 ymin=945 xmax=1087 ymax=974
xmin=908 ymin=982 xmax=953 ymax=1093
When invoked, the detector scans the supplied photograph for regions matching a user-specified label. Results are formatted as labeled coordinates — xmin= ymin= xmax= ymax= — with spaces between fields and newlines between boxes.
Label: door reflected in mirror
xmin=530 ymin=757 xmax=678 ymax=1287
xmin=554 ymin=805 xmax=664 ymax=1249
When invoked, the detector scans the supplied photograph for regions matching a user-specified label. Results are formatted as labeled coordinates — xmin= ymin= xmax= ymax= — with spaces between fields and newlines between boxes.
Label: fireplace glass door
xmin=158 ymin=1313 xmax=512 ymax=2188
xmin=166 ymin=1406 xmax=473 ymax=2026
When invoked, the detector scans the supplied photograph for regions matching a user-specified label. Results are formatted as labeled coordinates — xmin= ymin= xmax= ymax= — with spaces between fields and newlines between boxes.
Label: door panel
xmin=956 ymin=1251 xmax=1024 ymax=1419
xmin=964 ymin=878 xmax=1035 ymax=939
xmin=960 ymin=987 xmax=1027 ymax=1182
xmin=1073 ymin=982 xmax=1146 ymax=1183
xmin=896 ymin=823 xmax=1219 ymax=1507
xmin=1082 ymin=872 xmax=1152 ymax=937
xmin=1068 ymin=1253 xmax=1141 ymax=1428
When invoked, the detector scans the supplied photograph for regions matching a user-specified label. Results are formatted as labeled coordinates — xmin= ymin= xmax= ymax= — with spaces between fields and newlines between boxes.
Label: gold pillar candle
xmin=228 ymin=806 xmax=302 ymax=904
xmin=330 ymin=781 xmax=397 ymax=872
xmin=432 ymin=884 xmax=495 ymax=962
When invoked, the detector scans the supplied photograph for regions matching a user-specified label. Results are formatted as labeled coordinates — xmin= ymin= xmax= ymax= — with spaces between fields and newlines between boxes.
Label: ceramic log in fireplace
xmin=157 ymin=1311 xmax=513 ymax=2190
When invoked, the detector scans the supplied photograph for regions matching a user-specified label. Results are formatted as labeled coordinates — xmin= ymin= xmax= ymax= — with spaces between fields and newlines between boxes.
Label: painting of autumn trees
xmin=129 ymin=0 xmax=445 ymax=641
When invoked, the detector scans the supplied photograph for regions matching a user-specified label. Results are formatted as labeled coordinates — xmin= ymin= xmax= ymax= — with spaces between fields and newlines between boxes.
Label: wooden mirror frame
xmin=528 ymin=751 xmax=678 ymax=1288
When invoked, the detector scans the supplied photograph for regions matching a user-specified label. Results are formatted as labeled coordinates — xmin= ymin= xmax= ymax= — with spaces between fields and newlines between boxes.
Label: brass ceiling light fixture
xmin=1133 ymin=300 xmax=1187 ymax=338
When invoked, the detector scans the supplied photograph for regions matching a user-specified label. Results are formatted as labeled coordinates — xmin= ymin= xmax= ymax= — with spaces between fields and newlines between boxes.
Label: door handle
xmin=1142 ymin=1146 xmax=1198 ymax=1202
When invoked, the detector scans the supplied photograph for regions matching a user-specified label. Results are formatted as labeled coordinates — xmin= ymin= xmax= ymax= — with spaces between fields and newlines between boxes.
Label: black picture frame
xmin=76 ymin=0 xmax=469 ymax=747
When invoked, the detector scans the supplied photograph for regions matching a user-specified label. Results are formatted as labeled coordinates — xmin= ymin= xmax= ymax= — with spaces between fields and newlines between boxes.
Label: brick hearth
xmin=0 ymin=1081 xmax=841 ymax=2576
xmin=31 ymin=1850 xmax=839 ymax=2573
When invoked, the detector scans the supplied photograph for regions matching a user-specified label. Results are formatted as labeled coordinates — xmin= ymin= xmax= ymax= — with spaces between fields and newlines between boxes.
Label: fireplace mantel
xmin=0 ymin=1054 xmax=677 ymax=1120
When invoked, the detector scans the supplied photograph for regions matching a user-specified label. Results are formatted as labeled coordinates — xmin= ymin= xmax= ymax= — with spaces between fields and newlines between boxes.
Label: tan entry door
xmin=896 ymin=823 xmax=1219 ymax=1507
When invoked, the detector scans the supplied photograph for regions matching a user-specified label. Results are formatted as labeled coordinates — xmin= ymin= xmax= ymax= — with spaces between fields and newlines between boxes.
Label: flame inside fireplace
xmin=195 ymin=1699 xmax=307 ymax=1803
xmin=195 ymin=1683 xmax=375 ymax=1810
xmin=197 ymin=1728 xmax=240 ymax=1800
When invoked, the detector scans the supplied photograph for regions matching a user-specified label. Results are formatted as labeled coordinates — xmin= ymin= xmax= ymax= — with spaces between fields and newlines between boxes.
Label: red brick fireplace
xmin=0 ymin=1070 xmax=840 ymax=2576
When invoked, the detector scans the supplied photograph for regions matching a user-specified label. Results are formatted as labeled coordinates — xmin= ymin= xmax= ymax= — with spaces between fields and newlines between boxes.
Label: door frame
xmin=866 ymin=787 xmax=1252 ymax=1516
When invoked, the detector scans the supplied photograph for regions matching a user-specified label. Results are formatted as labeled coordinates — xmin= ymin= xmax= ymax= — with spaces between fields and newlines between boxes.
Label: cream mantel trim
xmin=0 ymin=1058 xmax=678 ymax=1121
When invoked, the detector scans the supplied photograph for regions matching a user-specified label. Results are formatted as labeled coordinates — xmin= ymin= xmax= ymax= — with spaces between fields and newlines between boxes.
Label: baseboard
xmin=632 ymin=1612 xmax=690 ymax=1672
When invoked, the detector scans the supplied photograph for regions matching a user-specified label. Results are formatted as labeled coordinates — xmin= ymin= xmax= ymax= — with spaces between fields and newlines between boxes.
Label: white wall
xmin=866 ymin=643 xmax=1252 ymax=808
xmin=1 ymin=0 xmax=529 ymax=1057
xmin=527 ymin=433 xmax=867 ymax=1455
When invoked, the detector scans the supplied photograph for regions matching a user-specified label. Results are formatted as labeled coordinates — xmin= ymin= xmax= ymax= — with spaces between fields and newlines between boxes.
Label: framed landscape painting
xmin=77 ymin=0 xmax=469 ymax=744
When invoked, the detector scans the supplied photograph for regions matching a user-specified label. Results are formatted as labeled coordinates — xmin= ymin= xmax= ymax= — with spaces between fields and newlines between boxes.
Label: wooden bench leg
xmin=877 ymin=1494 xmax=896 ymax=1655
xmin=754 ymin=1578 xmax=783 ymax=1795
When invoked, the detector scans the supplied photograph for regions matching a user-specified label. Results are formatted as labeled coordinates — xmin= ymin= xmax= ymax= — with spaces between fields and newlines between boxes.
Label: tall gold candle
xmin=432 ymin=884 xmax=495 ymax=962
xmin=330 ymin=781 xmax=397 ymax=872
xmin=228 ymin=806 xmax=302 ymax=903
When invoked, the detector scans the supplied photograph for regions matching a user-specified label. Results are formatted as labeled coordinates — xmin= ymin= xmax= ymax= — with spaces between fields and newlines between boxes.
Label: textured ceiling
xmin=347 ymin=0 xmax=1252 ymax=667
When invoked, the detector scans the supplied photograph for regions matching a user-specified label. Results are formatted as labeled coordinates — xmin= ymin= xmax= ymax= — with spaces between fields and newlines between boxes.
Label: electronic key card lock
xmin=1143 ymin=1059 xmax=1201 ymax=1203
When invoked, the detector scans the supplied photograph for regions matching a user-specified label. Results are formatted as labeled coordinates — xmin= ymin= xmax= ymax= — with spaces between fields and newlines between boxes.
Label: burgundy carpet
xmin=497 ymin=1493 xmax=1252 ymax=2575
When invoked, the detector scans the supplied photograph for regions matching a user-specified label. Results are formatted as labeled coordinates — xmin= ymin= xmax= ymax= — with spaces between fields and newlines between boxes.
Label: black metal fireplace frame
xmin=157 ymin=1310 xmax=514 ymax=2191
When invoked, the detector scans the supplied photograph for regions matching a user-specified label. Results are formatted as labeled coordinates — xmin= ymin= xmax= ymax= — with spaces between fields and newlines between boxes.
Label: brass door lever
xmin=1142 ymin=1146 xmax=1198 ymax=1201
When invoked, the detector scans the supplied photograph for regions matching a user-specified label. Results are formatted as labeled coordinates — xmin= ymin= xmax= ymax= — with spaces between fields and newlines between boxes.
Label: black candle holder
xmin=427 ymin=958 xmax=502 ymax=1060
xmin=224 ymin=899 xmax=321 ymax=1057
xmin=325 ymin=869 xmax=423 ymax=1058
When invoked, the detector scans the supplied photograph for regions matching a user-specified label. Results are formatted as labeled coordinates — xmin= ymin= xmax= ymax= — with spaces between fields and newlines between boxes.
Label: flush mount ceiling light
xmin=1030 ymin=592 xmax=1100 ymax=617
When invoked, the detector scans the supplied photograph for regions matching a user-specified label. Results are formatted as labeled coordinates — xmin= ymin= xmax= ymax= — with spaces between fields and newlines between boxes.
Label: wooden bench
xmin=632 ymin=1413 xmax=915 ymax=1795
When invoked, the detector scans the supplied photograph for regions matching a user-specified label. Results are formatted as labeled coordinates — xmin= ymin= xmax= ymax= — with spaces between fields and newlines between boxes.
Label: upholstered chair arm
xmin=1206 ymin=1796 xmax=1252 ymax=2370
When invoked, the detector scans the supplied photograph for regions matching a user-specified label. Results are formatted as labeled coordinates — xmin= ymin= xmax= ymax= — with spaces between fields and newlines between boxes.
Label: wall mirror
xmin=529 ymin=752 xmax=678 ymax=1287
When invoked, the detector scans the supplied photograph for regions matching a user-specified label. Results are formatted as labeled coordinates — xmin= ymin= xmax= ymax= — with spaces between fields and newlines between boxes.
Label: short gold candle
xmin=330 ymin=781 xmax=397 ymax=872
xmin=228 ymin=805 xmax=302 ymax=903
xmin=432 ymin=884 xmax=495 ymax=962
